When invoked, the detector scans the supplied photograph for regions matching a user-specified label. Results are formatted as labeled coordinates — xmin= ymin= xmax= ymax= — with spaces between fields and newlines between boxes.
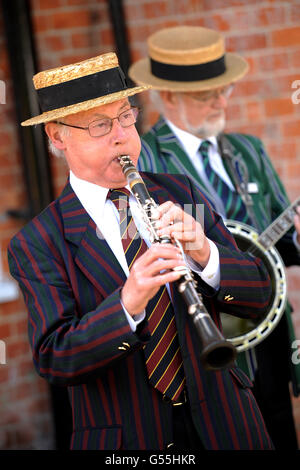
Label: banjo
xmin=221 ymin=197 xmax=300 ymax=352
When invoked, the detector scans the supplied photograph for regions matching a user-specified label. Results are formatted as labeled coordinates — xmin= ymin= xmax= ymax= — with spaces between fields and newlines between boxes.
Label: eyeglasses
xmin=56 ymin=106 xmax=140 ymax=137
xmin=186 ymin=84 xmax=235 ymax=103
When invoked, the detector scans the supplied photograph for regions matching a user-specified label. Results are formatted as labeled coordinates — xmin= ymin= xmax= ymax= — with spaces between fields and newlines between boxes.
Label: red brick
xmin=208 ymin=14 xmax=231 ymax=32
xmin=0 ymin=410 xmax=19 ymax=426
xmin=71 ymin=32 xmax=90 ymax=49
xmin=264 ymin=98 xmax=295 ymax=117
xmin=168 ymin=0 xmax=205 ymax=16
xmin=37 ymin=0 xmax=63 ymax=9
xmin=226 ymin=33 xmax=267 ymax=52
xmin=127 ymin=24 xmax=152 ymax=43
xmin=65 ymin=0 xmax=91 ymax=5
xmin=44 ymin=35 xmax=66 ymax=52
xmin=267 ymin=142 xmax=297 ymax=161
xmin=281 ymin=119 xmax=300 ymax=138
xmin=291 ymin=50 xmax=300 ymax=68
xmin=0 ymin=364 xmax=9 ymax=382
xmin=271 ymin=27 xmax=300 ymax=47
xmin=234 ymin=79 xmax=274 ymax=98
xmin=0 ymin=323 xmax=12 ymax=340
xmin=7 ymin=339 xmax=31 ymax=360
xmin=256 ymin=6 xmax=285 ymax=26
xmin=15 ymin=425 xmax=35 ymax=447
xmin=124 ymin=4 xmax=145 ymax=22
xmin=143 ymin=1 xmax=168 ymax=19
xmin=100 ymin=28 xmax=114 ymax=46
xmin=287 ymin=161 xmax=300 ymax=179
xmin=52 ymin=11 xmax=91 ymax=30
xmin=257 ymin=52 xmax=289 ymax=72
xmin=32 ymin=14 xmax=53 ymax=33
xmin=203 ymin=0 xmax=261 ymax=8
xmin=0 ymin=298 xmax=25 ymax=317
xmin=245 ymin=101 xmax=264 ymax=121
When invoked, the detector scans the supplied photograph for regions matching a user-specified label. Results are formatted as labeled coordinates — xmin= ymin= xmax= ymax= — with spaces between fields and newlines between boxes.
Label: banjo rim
xmin=222 ymin=220 xmax=287 ymax=352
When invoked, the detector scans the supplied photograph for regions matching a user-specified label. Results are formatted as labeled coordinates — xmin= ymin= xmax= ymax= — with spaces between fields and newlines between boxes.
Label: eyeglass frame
xmin=183 ymin=84 xmax=235 ymax=103
xmin=55 ymin=106 xmax=140 ymax=138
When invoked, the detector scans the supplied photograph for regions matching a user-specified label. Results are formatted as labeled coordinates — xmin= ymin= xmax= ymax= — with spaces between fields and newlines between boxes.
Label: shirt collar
xmin=165 ymin=118 xmax=218 ymax=158
xmin=69 ymin=171 xmax=109 ymax=214
xmin=69 ymin=171 xmax=132 ymax=216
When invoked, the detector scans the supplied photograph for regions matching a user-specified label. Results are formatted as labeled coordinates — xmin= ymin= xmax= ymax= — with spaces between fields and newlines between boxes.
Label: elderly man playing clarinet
xmin=8 ymin=52 xmax=273 ymax=450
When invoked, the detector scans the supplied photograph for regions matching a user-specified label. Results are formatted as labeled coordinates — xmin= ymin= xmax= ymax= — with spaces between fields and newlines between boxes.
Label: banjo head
xmin=221 ymin=220 xmax=287 ymax=352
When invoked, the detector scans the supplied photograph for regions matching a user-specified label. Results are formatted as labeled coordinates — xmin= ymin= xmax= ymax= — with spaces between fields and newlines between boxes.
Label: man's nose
xmin=213 ymin=93 xmax=228 ymax=108
xmin=110 ymin=117 xmax=127 ymax=140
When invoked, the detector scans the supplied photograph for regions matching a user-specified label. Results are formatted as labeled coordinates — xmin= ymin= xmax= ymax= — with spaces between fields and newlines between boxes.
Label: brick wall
xmin=0 ymin=0 xmax=299 ymax=449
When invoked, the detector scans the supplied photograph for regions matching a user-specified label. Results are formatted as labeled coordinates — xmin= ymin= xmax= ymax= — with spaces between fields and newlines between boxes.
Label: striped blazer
xmin=8 ymin=172 xmax=273 ymax=450
xmin=139 ymin=117 xmax=300 ymax=392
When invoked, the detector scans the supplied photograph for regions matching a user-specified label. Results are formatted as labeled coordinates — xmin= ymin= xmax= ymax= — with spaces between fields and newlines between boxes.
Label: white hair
xmin=149 ymin=89 xmax=166 ymax=114
xmin=47 ymin=121 xmax=70 ymax=159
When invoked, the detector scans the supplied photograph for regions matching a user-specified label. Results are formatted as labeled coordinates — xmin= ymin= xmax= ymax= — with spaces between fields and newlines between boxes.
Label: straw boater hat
xmin=129 ymin=26 xmax=249 ymax=92
xmin=21 ymin=52 xmax=150 ymax=126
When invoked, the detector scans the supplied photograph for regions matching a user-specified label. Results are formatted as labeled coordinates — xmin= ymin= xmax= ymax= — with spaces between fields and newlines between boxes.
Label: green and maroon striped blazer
xmin=8 ymin=172 xmax=273 ymax=450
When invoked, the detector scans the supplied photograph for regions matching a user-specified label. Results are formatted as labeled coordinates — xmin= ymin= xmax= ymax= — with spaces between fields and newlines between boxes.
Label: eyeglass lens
xmin=88 ymin=107 xmax=139 ymax=137
xmin=189 ymin=84 xmax=234 ymax=102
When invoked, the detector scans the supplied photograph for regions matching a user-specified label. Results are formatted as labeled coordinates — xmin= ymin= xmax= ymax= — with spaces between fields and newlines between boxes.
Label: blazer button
xmin=166 ymin=442 xmax=174 ymax=449
xmin=224 ymin=294 xmax=234 ymax=301
xmin=118 ymin=342 xmax=130 ymax=351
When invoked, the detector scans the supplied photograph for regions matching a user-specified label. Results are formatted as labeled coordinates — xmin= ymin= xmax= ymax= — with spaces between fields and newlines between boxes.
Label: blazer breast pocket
xmin=71 ymin=425 xmax=122 ymax=450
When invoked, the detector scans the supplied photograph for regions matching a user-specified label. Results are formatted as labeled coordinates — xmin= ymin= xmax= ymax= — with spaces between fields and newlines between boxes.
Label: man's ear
xmin=45 ymin=122 xmax=66 ymax=150
xmin=160 ymin=90 xmax=178 ymax=113
xmin=159 ymin=90 xmax=179 ymax=110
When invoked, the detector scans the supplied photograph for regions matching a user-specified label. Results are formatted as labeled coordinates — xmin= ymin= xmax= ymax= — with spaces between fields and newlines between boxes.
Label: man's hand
xmin=155 ymin=201 xmax=211 ymax=267
xmin=121 ymin=243 xmax=184 ymax=317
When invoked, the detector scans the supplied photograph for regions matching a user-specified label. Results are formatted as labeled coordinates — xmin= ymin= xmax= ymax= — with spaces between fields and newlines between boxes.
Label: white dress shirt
xmin=69 ymin=171 xmax=221 ymax=330
xmin=166 ymin=119 xmax=235 ymax=191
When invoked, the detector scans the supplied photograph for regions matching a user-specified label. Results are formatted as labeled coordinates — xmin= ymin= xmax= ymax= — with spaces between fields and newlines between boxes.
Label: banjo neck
xmin=258 ymin=197 xmax=300 ymax=250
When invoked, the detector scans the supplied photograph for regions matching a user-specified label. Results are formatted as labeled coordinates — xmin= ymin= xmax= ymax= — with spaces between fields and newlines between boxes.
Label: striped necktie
xmin=200 ymin=140 xmax=252 ymax=224
xmin=108 ymin=188 xmax=185 ymax=401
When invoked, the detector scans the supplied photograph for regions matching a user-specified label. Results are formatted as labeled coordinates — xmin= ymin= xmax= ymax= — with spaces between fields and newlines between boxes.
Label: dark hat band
xmin=150 ymin=55 xmax=226 ymax=82
xmin=37 ymin=67 xmax=131 ymax=112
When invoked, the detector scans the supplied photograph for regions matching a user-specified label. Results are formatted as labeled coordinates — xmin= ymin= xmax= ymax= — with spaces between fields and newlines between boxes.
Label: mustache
xmin=193 ymin=116 xmax=226 ymax=138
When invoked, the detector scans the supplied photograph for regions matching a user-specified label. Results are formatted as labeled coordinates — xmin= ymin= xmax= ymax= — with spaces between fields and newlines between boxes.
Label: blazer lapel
xmin=154 ymin=118 xmax=216 ymax=202
xmin=219 ymin=134 xmax=247 ymax=190
xmin=59 ymin=182 xmax=127 ymax=298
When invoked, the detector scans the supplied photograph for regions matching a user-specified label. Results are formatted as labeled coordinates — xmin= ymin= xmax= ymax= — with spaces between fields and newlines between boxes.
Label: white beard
xmin=178 ymin=99 xmax=226 ymax=138
xmin=193 ymin=115 xmax=226 ymax=138
xmin=183 ymin=113 xmax=226 ymax=138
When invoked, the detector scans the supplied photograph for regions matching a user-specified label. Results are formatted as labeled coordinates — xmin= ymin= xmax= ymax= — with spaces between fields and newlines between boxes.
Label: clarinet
xmin=118 ymin=155 xmax=237 ymax=370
